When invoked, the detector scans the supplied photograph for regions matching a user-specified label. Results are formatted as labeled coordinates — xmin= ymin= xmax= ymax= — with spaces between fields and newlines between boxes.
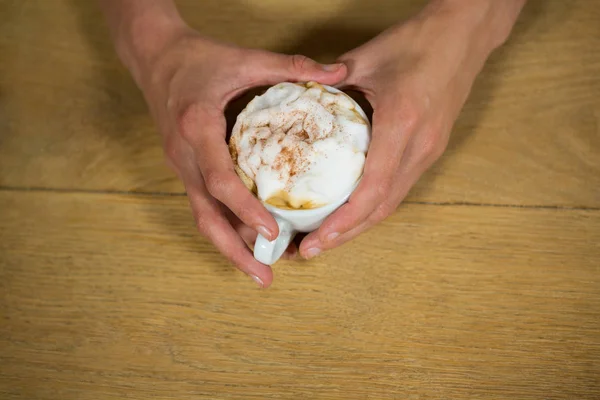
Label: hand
xmin=137 ymin=28 xmax=347 ymax=287
xmin=299 ymin=0 xmax=525 ymax=258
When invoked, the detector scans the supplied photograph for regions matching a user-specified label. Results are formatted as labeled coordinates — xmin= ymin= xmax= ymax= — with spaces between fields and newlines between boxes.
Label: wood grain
xmin=0 ymin=0 xmax=598 ymax=206
xmin=1 ymin=190 xmax=599 ymax=399
xmin=1 ymin=0 xmax=599 ymax=398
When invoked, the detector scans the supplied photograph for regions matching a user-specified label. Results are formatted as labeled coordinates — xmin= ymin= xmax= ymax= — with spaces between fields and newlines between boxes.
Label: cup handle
xmin=254 ymin=217 xmax=295 ymax=265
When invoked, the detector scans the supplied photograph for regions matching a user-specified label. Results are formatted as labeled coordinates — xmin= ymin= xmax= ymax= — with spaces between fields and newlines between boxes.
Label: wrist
xmin=99 ymin=0 xmax=191 ymax=86
xmin=429 ymin=0 xmax=526 ymax=52
xmin=116 ymin=13 xmax=188 ymax=86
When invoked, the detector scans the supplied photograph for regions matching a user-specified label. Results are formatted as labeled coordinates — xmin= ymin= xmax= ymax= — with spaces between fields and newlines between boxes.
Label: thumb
xmin=249 ymin=51 xmax=348 ymax=86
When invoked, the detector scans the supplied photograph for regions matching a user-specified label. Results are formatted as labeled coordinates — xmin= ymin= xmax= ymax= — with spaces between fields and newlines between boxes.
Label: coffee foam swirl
xmin=229 ymin=82 xmax=370 ymax=209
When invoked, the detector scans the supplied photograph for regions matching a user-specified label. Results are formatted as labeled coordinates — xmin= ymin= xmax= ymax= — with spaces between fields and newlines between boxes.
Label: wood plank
xmin=1 ymin=190 xmax=598 ymax=399
xmin=0 ymin=0 xmax=599 ymax=206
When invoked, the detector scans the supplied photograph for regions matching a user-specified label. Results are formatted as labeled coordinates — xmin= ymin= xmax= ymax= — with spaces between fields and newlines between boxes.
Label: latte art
xmin=229 ymin=82 xmax=371 ymax=209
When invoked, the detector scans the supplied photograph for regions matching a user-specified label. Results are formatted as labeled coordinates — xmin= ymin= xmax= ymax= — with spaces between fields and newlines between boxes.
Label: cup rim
xmin=262 ymin=179 xmax=361 ymax=217
xmin=317 ymin=84 xmax=371 ymax=126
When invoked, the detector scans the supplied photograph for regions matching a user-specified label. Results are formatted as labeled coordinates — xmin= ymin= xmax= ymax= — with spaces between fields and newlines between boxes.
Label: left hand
xmin=299 ymin=1 xmax=515 ymax=258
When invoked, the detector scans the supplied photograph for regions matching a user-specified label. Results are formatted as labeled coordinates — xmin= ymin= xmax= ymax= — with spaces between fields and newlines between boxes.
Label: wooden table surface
xmin=1 ymin=1 xmax=599 ymax=399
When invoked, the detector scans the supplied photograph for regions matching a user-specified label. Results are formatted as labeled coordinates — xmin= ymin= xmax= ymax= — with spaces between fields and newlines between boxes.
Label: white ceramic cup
xmin=253 ymin=85 xmax=370 ymax=265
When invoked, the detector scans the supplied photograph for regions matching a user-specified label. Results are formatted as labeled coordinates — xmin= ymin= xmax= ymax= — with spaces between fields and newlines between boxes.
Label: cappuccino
xmin=229 ymin=82 xmax=370 ymax=210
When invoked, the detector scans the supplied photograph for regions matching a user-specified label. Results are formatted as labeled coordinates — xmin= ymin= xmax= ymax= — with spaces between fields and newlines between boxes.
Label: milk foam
xmin=230 ymin=82 xmax=371 ymax=209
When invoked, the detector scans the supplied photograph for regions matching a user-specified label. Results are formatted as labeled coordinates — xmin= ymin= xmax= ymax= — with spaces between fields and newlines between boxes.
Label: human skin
xmin=300 ymin=0 xmax=527 ymax=259
xmin=98 ymin=0 xmax=526 ymax=288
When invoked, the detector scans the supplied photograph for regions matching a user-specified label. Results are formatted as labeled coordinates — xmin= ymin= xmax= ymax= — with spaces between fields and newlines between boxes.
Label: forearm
xmin=398 ymin=0 xmax=526 ymax=81
xmin=97 ymin=0 xmax=188 ymax=83
xmin=430 ymin=0 xmax=527 ymax=51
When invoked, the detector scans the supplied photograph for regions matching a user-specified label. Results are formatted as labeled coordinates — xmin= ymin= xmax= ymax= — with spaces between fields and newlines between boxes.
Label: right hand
xmin=135 ymin=27 xmax=347 ymax=287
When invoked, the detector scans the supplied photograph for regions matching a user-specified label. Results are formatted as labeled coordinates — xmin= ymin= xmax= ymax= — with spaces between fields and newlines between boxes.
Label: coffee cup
xmin=230 ymin=83 xmax=371 ymax=265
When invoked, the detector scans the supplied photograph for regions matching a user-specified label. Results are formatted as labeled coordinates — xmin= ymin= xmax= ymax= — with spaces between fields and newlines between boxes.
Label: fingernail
xmin=322 ymin=63 xmax=343 ymax=72
xmin=325 ymin=232 xmax=339 ymax=242
xmin=305 ymin=248 xmax=321 ymax=259
xmin=257 ymin=225 xmax=273 ymax=240
xmin=251 ymin=275 xmax=264 ymax=288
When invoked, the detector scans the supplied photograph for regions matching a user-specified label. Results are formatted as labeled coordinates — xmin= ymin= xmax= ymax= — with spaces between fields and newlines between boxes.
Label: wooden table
xmin=1 ymin=1 xmax=599 ymax=398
